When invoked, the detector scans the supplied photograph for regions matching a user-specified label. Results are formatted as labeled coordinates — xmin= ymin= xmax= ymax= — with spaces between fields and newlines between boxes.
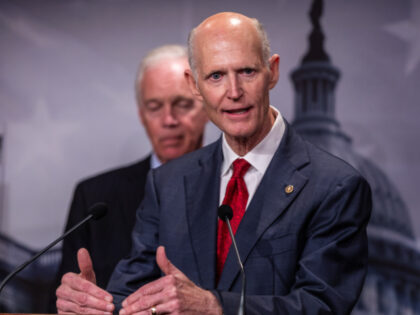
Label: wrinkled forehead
xmin=194 ymin=27 xmax=264 ymax=68
xmin=140 ymin=59 xmax=191 ymax=97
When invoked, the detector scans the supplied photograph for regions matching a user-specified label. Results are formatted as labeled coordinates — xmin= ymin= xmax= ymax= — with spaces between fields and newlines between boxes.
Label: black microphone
xmin=218 ymin=204 xmax=246 ymax=315
xmin=0 ymin=202 xmax=108 ymax=295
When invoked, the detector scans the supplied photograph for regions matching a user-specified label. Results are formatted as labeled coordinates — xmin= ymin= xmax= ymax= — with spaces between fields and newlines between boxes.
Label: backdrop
xmin=0 ymin=0 xmax=419 ymax=249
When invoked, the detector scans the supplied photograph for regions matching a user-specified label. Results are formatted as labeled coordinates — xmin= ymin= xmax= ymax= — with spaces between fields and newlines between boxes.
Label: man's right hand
xmin=56 ymin=248 xmax=115 ymax=314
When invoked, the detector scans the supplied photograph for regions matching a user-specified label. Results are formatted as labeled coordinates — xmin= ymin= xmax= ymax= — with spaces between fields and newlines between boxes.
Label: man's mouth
xmin=160 ymin=135 xmax=183 ymax=145
xmin=223 ymin=106 xmax=252 ymax=115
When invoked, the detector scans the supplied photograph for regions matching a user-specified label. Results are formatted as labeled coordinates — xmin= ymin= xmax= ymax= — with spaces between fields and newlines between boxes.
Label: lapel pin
xmin=285 ymin=184 xmax=294 ymax=194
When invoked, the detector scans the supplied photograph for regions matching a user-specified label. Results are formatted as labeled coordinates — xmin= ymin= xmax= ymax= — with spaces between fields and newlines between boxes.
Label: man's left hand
xmin=120 ymin=246 xmax=222 ymax=315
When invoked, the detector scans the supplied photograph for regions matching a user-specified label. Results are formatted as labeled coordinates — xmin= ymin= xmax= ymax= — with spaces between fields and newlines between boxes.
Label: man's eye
xmin=242 ymin=68 xmax=255 ymax=76
xmin=145 ymin=101 xmax=162 ymax=112
xmin=210 ymin=72 xmax=222 ymax=81
xmin=175 ymin=100 xmax=193 ymax=110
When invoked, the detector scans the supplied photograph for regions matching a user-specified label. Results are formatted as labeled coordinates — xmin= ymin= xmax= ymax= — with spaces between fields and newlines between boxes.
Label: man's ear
xmin=268 ymin=54 xmax=280 ymax=90
xmin=185 ymin=69 xmax=203 ymax=101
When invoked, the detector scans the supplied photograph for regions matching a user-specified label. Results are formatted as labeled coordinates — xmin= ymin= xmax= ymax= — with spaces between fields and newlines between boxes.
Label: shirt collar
xmin=150 ymin=153 xmax=162 ymax=169
xmin=221 ymin=106 xmax=285 ymax=176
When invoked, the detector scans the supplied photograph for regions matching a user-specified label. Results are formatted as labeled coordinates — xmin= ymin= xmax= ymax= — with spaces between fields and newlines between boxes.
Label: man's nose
xmin=161 ymin=105 xmax=179 ymax=127
xmin=227 ymin=74 xmax=243 ymax=101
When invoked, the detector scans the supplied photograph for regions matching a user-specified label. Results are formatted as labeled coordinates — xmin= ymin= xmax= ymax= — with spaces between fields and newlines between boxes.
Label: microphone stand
xmin=224 ymin=218 xmax=246 ymax=315
xmin=0 ymin=203 xmax=107 ymax=295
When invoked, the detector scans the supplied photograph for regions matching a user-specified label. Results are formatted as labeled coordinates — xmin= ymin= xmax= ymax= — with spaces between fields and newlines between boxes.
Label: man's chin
xmin=224 ymin=128 xmax=254 ymax=141
xmin=159 ymin=148 xmax=186 ymax=162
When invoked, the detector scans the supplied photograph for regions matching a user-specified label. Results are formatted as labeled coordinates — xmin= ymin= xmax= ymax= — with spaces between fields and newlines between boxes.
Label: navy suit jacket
xmin=107 ymin=125 xmax=372 ymax=314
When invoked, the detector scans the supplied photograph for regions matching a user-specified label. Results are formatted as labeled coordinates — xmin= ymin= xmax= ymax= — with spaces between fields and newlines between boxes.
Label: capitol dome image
xmin=290 ymin=0 xmax=420 ymax=313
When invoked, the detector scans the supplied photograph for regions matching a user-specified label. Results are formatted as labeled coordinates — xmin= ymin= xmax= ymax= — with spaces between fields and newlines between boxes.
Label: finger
xmin=120 ymin=298 xmax=157 ymax=315
xmin=156 ymin=246 xmax=184 ymax=278
xmin=153 ymin=300 xmax=182 ymax=314
xmin=77 ymin=248 xmax=96 ymax=283
xmin=123 ymin=311 xmax=149 ymax=315
xmin=122 ymin=276 xmax=169 ymax=307
xmin=57 ymin=282 xmax=115 ymax=313
xmin=122 ymin=304 xmax=163 ymax=315
xmin=57 ymin=297 xmax=113 ymax=315
xmin=124 ymin=299 xmax=183 ymax=315
xmin=61 ymin=272 xmax=113 ymax=302
xmin=121 ymin=284 xmax=172 ymax=314
xmin=124 ymin=246 xmax=175 ymax=307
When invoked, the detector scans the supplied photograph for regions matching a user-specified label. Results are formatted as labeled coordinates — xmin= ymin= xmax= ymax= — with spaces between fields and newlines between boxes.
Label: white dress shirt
xmin=219 ymin=106 xmax=285 ymax=208
xmin=150 ymin=153 xmax=162 ymax=169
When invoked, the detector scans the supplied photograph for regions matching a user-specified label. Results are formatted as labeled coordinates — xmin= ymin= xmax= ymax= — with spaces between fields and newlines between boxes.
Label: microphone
xmin=218 ymin=204 xmax=246 ymax=315
xmin=0 ymin=202 xmax=108 ymax=295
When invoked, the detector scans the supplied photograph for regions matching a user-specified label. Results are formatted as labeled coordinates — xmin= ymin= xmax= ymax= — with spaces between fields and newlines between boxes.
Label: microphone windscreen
xmin=218 ymin=204 xmax=233 ymax=221
xmin=88 ymin=203 xmax=108 ymax=220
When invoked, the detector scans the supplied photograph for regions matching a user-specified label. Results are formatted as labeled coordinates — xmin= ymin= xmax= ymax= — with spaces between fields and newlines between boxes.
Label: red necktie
xmin=217 ymin=158 xmax=251 ymax=280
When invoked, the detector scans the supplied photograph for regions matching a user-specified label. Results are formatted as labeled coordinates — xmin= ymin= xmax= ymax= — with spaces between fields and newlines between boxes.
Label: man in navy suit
xmin=54 ymin=45 xmax=208 ymax=292
xmin=56 ymin=12 xmax=371 ymax=315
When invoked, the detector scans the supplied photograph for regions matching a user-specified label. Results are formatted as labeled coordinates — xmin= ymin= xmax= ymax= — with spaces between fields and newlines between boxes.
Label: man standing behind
xmin=56 ymin=13 xmax=371 ymax=315
xmin=56 ymin=44 xmax=208 ymax=290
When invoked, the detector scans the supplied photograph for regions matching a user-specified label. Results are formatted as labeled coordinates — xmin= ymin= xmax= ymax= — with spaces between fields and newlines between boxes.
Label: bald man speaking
xmin=56 ymin=12 xmax=371 ymax=315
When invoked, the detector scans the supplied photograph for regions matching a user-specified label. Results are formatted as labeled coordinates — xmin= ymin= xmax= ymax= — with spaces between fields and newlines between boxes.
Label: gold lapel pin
xmin=285 ymin=184 xmax=294 ymax=194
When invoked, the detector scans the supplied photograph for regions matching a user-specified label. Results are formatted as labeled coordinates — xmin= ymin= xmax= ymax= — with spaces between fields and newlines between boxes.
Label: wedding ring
xmin=151 ymin=306 xmax=157 ymax=315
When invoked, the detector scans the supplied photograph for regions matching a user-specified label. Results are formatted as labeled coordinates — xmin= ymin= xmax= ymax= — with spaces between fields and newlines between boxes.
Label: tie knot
xmin=232 ymin=158 xmax=251 ymax=178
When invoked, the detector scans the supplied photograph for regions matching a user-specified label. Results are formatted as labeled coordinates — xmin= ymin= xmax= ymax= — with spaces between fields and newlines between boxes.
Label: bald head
xmin=188 ymin=12 xmax=270 ymax=78
xmin=184 ymin=12 xmax=280 ymax=156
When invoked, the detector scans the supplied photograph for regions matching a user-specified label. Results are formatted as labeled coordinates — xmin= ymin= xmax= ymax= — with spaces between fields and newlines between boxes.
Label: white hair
xmin=187 ymin=17 xmax=271 ymax=78
xmin=135 ymin=44 xmax=188 ymax=106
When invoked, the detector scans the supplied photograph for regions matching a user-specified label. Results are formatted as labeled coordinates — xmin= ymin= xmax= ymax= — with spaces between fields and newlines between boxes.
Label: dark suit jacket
xmin=107 ymin=125 xmax=372 ymax=314
xmin=57 ymin=157 xmax=150 ymax=289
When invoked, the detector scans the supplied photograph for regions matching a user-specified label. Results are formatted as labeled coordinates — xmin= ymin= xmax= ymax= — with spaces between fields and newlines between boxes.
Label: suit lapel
xmin=119 ymin=157 xmax=151 ymax=231
xmin=185 ymin=141 xmax=223 ymax=289
xmin=217 ymin=126 xmax=310 ymax=290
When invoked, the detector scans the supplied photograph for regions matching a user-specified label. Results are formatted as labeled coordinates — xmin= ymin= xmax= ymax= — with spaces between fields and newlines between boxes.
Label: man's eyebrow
xmin=237 ymin=62 xmax=259 ymax=69
xmin=144 ymin=98 xmax=160 ymax=103
xmin=202 ymin=65 xmax=225 ymax=74
xmin=172 ymin=96 xmax=193 ymax=103
xmin=203 ymin=63 xmax=260 ymax=77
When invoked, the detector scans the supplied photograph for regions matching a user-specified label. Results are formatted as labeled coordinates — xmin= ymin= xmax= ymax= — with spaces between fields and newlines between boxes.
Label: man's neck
xmin=225 ymin=107 xmax=276 ymax=156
